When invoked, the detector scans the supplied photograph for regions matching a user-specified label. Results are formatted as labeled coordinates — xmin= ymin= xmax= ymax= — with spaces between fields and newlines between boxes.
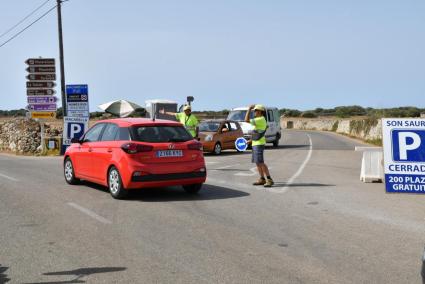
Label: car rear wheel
xmin=183 ymin=183 xmax=203 ymax=194
xmin=213 ymin=142 xmax=222 ymax=155
xmin=64 ymin=157 xmax=79 ymax=185
xmin=108 ymin=166 xmax=128 ymax=199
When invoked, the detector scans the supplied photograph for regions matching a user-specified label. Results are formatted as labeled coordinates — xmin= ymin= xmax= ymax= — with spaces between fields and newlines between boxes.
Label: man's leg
xmin=253 ymin=163 xmax=266 ymax=185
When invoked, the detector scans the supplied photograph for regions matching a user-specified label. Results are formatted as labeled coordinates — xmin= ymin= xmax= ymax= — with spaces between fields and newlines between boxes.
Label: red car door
xmin=90 ymin=123 xmax=121 ymax=183
xmin=75 ymin=123 xmax=105 ymax=179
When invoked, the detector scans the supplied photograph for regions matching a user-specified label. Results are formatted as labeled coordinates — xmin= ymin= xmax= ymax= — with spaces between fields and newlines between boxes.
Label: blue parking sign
xmin=383 ymin=119 xmax=425 ymax=194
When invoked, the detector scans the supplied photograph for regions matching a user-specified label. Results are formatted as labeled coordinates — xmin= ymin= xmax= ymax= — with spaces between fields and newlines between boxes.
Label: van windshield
xmin=227 ymin=110 xmax=254 ymax=121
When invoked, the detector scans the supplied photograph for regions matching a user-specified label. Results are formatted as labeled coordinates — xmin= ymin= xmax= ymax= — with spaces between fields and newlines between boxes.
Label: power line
xmin=0 ymin=0 xmax=51 ymax=39
xmin=0 ymin=4 xmax=57 ymax=49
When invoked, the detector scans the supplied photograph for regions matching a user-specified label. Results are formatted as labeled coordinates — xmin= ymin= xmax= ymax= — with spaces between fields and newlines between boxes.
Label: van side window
xmin=268 ymin=110 xmax=274 ymax=122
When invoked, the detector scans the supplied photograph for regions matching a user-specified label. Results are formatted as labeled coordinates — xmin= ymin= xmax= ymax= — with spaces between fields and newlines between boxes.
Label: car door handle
xmin=107 ymin=148 xmax=113 ymax=153
xmin=88 ymin=148 xmax=93 ymax=152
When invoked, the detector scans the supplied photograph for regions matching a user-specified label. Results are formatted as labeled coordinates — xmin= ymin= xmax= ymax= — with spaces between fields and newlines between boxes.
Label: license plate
xmin=156 ymin=150 xmax=183 ymax=158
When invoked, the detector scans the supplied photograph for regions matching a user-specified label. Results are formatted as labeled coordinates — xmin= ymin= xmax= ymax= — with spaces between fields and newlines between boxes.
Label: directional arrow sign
xmin=26 ymin=74 xmax=56 ymax=81
xmin=26 ymin=81 xmax=56 ymax=88
xmin=25 ymin=58 xmax=55 ymax=66
xmin=30 ymin=111 xmax=56 ymax=119
xmin=27 ymin=96 xmax=58 ymax=104
xmin=27 ymin=89 xmax=56 ymax=96
xmin=28 ymin=104 xmax=57 ymax=111
xmin=235 ymin=137 xmax=248 ymax=151
xmin=26 ymin=66 xmax=56 ymax=73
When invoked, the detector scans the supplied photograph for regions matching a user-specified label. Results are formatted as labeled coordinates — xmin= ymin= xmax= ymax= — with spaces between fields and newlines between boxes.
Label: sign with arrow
xmin=25 ymin=58 xmax=55 ymax=66
xmin=27 ymin=89 xmax=56 ymax=96
xmin=26 ymin=81 xmax=56 ymax=88
xmin=235 ymin=137 xmax=248 ymax=152
xmin=26 ymin=74 xmax=56 ymax=81
xmin=27 ymin=96 xmax=58 ymax=104
xmin=28 ymin=104 xmax=57 ymax=111
xmin=26 ymin=66 xmax=56 ymax=73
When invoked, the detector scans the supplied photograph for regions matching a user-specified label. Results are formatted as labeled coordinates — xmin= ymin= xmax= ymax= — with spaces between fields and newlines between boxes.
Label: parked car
xmin=63 ymin=118 xmax=207 ymax=199
xmin=198 ymin=120 xmax=244 ymax=155
xmin=227 ymin=106 xmax=282 ymax=147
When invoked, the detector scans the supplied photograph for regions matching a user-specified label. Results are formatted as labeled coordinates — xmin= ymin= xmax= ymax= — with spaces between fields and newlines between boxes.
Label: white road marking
xmin=205 ymin=161 xmax=219 ymax=165
xmin=234 ymin=166 xmax=273 ymax=176
xmin=212 ymin=163 xmax=240 ymax=170
xmin=269 ymin=134 xmax=313 ymax=193
xmin=67 ymin=202 xmax=112 ymax=224
xmin=0 ymin=172 xmax=19 ymax=182
xmin=234 ymin=166 xmax=257 ymax=176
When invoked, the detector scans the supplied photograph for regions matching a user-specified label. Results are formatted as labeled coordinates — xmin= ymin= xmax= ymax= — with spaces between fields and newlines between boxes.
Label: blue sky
xmin=0 ymin=0 xmax=424 ymax=111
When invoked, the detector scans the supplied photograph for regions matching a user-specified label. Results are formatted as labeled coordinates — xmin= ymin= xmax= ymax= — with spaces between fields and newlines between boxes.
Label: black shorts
xmin=252 ymin=145 xmax=265 ymax=164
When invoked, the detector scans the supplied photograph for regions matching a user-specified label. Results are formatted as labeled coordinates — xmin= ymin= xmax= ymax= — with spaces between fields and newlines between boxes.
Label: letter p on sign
xmin=67 ymin=123 xmax=85 ymax=140
xmin=392 ymin=130 xmax=425 ymax=162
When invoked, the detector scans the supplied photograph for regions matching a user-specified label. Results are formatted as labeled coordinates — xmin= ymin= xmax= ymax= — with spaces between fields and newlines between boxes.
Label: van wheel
xmin=183 ymin=183 xmax=203 ymax=194
xmin=108 ymin=166 xmax=128 ymax=199
xmin=273 ymin=134 xmax=281 ymax=147
xmin=213 ymin=143 xmax=222 ymax=155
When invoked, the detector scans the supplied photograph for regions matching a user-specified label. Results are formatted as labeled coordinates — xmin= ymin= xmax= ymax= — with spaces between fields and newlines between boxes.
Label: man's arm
xmin=245 ymin=105 xmax=255 ymax=123
xmin=159 ymin=109 xmax=177 ymax=116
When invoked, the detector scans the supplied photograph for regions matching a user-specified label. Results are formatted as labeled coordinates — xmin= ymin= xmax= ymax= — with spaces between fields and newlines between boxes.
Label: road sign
xmin=27 ymin=96 xmax=58 ymax=104
xmin=26 ymin=74 xmax=56 ymax=81
xmin=27 ymin=89 xmax=56 ymax=96
xmin=66 ymin=84 xmax=89 ymax=117
xmin=26 ymin=66 xmax=56 ymax=73
xmin=30 ymin=112 xmax=55 ymax=119
xmin=26 ymin=81 xmax=56 ymax=88
xmin=28 ymin=104 xmax=57 ymax=111
xmin=382 ymin=118 xmax=425 ymax=194
xmin=63 ymin=116 xmax=89 ymax=145
xmin=25 ymin=58 xmax=55 ymax=66
xmin=235 ymin=137 xmax=248 ymax=152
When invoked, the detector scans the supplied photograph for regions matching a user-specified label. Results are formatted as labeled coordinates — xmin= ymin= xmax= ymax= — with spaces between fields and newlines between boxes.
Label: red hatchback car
xmin=64 ymin=118 xmax=207 ymax=199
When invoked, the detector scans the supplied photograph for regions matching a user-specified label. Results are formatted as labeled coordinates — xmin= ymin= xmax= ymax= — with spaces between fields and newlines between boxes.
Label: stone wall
xmin=0 ymin=118 xmax=62 ymax=155
xmin=281 ymin=117 xmax=382 ymax=143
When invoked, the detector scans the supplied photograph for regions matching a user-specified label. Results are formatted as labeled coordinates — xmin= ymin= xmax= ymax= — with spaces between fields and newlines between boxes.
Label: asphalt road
xmin=0 ymin=129 xmax=424 ymax=283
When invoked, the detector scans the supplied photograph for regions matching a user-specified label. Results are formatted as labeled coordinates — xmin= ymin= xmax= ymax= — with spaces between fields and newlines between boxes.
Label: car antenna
xmin=152 ymin=103 xmax=156 ymax=121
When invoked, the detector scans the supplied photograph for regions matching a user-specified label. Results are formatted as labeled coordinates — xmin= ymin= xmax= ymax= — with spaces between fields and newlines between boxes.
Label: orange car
xmin=198 ymin=120 xmax=244 ymax=155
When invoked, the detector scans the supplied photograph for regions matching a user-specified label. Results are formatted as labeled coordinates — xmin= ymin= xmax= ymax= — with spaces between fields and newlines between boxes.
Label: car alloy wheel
xmin=214 ymin=143 xmax=222 ymax=155
xmin=64 ymin=158 xmax=79 ymax=185
xmin=108 ymin=166 xmax=128 ymax=199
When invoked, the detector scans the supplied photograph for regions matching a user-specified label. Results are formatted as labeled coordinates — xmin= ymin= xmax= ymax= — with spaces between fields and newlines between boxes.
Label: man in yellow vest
xmin=160 ymin=105 xmax=199 ymax=138
xmin=245 ymin=104 xmax=274 ymax=187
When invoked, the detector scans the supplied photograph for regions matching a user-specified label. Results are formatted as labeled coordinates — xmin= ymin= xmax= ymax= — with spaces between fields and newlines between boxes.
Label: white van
xmin=227 ymin=106 xmax=282 ymax=147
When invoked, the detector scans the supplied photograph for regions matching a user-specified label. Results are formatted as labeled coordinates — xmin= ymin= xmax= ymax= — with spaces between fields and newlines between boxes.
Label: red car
xmin=63 ymin=118 xmax=206 ymax=199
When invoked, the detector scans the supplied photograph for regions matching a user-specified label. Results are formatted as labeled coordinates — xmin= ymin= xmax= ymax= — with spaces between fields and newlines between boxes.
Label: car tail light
xmin=121 ymin=143 xmax=153 ymax=154
xmin=187 ymin=142 xmax=203 ymax=151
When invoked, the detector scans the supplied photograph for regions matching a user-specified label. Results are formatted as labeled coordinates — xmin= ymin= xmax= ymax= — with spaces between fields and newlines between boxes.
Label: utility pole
xmin=56 ymin=0 xmax=66 ymax=116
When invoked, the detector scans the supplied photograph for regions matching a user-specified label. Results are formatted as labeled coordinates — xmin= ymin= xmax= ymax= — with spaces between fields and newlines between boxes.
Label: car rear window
xmin=131 ymin=125 xmax=193 ymax=143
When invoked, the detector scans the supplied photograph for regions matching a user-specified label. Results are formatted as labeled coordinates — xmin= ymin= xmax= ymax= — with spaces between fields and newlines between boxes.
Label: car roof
xmin=94 ymin=118 xmax=182 ymax=127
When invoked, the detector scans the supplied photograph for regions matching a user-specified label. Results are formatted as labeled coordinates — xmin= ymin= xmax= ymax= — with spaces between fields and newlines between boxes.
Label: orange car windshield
xmin=199 ymin=122 xmax=221 ymax=132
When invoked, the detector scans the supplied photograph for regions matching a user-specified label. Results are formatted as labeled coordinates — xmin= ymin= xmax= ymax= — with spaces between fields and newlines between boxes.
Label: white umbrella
xmin=98 ymin=100 xmax=143 ymax=117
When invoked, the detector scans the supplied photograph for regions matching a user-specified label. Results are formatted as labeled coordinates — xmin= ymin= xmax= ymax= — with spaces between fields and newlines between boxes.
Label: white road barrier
xmin=355 ymin=146 xmax=383 ymax=183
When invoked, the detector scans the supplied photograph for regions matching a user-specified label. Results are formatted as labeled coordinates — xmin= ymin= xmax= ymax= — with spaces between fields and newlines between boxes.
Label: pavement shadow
xmin=0 ymin=264 xmax=10 ymax=283
xmin=274 ymin=144 xmax=310 ymax=150
xmin=24 ymin=267 xmax=126 ymax=284
xmin=127 ymin=184 xmax=250 ymax=202
xmin=272 ymin=182 xmax=335 ymax=188
xmin=204 ymin=150 xmax=250 ymax=157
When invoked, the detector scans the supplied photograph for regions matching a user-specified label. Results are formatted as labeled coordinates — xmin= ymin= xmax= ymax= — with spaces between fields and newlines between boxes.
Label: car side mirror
xmin=221 ymin=128 xmax=229 ymax=133
xmin=71 ymin=137 xmax=82 ymax=144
